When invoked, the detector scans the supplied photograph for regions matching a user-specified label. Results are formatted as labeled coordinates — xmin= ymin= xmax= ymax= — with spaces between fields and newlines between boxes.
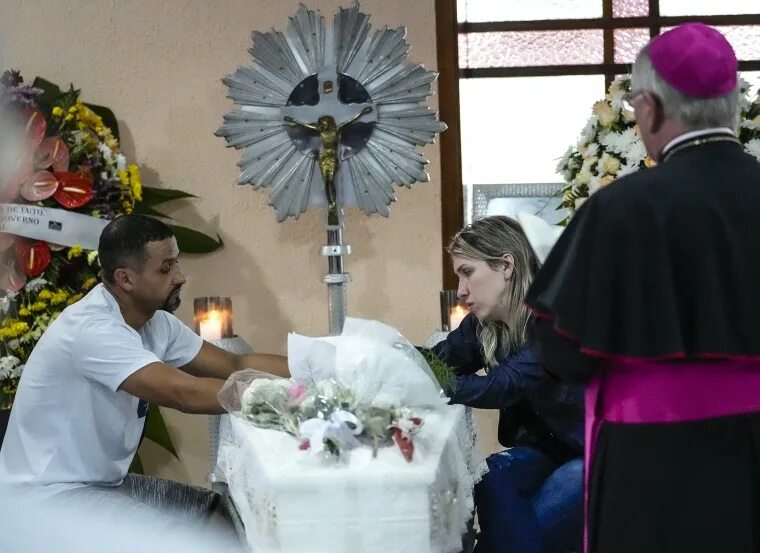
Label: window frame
xmin=435 ymin=0 xmax=760 ymax=288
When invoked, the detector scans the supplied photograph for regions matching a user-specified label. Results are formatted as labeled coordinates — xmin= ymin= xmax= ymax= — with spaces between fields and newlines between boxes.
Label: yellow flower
xmin=11 ymin=322 xmax=29 ymax=336
xmin=17 ymin=307 xmax=30 ymax=317
xmin=51 ymin=106 xmax=64 ymax=118
xmin=65 ymin=114 xmax=74 ymax=122
xmin=82 ymin=277 xmax=97 ymax=290
xmin=51 ymin=290 xmax=69 ymax=305
xmin=600 ymin=175 xmax=616 ymax=187
xmin=37 ymin=289 xmax=53 ymax=300
xmin=87 ymin=250 xmax=99 ymax=266
xmin=644 ymin=156 xmax=657 ymax=168
xmin=128 ymin=165 xmax=142 ymax=201
xmin=0 ymin=328 xmax=11 ymax=340
xmin=67 ymin=293 xmax=84 ymax=305
xmin=122 ymin=200 xmax=134 ymax=214
xmin=29 ymin=302 xmax=47 ymax=313
xmin=118 ymin=170 xmax=129 ymax=187
xmin=67 ymin=245 xmax=84 ymax=260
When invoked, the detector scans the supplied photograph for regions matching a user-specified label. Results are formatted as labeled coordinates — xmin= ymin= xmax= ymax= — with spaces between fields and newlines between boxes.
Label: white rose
xmin=622 ymin=109 xmax=636 ymax=123
xmin=593 ymin=101 xmax=617 ymax=128
xmin=573 ymin=170 xmax=592 ymax=186
xmin=597 ymin=153 xmax=621 ymax=176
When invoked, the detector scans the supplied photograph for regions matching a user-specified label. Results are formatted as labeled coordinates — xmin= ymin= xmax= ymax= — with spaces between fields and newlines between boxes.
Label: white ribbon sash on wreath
xmin=0 ymin=203 xmax=108 ymax=251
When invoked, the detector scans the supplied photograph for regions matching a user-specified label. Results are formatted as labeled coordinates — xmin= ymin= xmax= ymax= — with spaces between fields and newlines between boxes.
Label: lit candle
xmin=449 ymin=305 xmax=468 ymax=331
xmin=199 ymin=310 xmax=223 ymax=341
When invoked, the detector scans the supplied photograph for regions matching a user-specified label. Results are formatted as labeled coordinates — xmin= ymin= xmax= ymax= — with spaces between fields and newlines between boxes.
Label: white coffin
xmin=217 ymin=404 xmax=472 ymax=553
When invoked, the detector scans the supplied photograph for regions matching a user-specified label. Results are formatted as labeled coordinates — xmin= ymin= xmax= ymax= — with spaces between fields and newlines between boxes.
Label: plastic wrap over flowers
xmin=218 ymin=318 xmax=450 ymax=462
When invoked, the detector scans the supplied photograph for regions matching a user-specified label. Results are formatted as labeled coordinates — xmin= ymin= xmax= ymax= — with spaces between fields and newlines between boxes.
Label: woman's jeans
xmin=474 ymin=446 xmax=583 ymax=553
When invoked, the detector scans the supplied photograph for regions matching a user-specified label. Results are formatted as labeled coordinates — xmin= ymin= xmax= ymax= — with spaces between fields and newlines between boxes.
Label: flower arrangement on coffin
xmin=240 ymin=376 xmax=424 ymax=461
xmin=557 ymin=75 xmax=760 ymax=216
xmin=221 ymin=318 xmax=456 ymax=463
xmin=0 ymin=71 xmax=222 ymax=467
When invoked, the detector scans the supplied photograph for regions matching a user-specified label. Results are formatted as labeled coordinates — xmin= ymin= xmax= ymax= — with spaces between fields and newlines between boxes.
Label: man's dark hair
xmin=98 ymin=215 xmax=174 ymax=283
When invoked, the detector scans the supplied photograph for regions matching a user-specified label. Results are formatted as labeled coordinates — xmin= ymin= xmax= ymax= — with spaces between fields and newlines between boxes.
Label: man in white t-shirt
xmin=0 ymin=214 xmax=288 ymax=521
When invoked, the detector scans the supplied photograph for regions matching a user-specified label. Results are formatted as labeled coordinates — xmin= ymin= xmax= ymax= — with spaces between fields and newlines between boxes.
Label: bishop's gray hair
xmin=631 ymin=45 xmax=740 ymax=130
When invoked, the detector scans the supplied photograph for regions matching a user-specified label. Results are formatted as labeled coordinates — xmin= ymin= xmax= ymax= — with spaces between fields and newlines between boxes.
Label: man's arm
xmin=119 ymin=362 xmax=227 ymax=414
xmin=181 ymin=341 xmax=290 ymax=380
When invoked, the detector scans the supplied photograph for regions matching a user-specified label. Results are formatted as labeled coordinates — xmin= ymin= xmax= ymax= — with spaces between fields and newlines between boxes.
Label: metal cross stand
xmin=216 ymin=2 xmax=446 ymax=335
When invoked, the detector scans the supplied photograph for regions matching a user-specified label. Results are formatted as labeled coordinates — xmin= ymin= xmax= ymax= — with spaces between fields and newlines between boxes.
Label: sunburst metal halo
xmin=216 ymin=2 xmax=447 ymax=222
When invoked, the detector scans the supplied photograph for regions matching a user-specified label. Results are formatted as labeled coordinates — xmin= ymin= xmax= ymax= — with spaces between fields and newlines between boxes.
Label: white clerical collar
xmin=662 ymin=127 xmax=736 ymax=156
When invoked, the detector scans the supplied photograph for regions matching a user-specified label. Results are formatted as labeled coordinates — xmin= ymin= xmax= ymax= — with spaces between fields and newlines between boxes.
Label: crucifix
xmin=281 ymin=67 xmax=376 ymax=334
xmin=284 ymin=105 xmax=373 ymax=227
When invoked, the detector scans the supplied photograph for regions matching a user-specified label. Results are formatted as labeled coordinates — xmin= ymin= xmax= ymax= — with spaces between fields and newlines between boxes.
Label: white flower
xmin=11 ymin=364 xmax=24 ymax=379
xmin=573 ymin=170 xmax=593 ymax=186
xmin=315 ymin=379 xmax=339 ymax=398
xmin=617 ymin=161 xmax=641 ymax=178
xmin=588 ymin=176 xmax=602 ymax=195
xmin=745 ymin=139 xmax=760 ymax=162
xmin=0 ymin=356 xmax=20 ymax=380
xmin=593 ymin=101 xmax=618 ymax=127
xmin=624 ymin=140 xmax=648 ymax=165
xmin=574 ymin=197 xmax=588 ymax=210
xmin=556 ymin=146 xmax=573 ymax=174
xmin=87 ymin=251 xmax=99 ymax=266
xmin=600 ymin=128 xmax=640 ymax=156
xmin=97 ymin=142 xmax=113 ymax=162
xmin=583 ymin=142 xmax=599 ymax=158
xmin=242 ymin=378 xmax=290 ymax=410
xmin=597 ymin=153 xmax=621 ymax=176
xmin=25 ymin=277 xmax=48 ymax=292
xmin=576 ymin=116 xmax=599 ymax=148
xmin=116 ymin=154 xmax=127 ymax=172
xmin=608 ymin=87 xmax=626 ymax=112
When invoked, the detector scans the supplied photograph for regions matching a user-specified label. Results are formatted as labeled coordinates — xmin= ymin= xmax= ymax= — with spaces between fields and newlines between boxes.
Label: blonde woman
xmin=430 ymin=216 xmax=583 ymax=553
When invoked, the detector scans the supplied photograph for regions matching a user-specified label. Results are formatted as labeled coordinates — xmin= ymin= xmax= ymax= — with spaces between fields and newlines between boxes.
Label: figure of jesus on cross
xmin=284 ymin=106 xmax=373 ymax=226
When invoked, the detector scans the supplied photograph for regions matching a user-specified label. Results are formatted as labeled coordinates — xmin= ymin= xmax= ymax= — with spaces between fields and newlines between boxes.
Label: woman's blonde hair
xmin=447 ymin=216 xmax=539 ymax=367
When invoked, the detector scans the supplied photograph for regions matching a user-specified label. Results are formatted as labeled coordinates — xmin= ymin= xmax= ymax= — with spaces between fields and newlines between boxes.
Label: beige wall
xmin=2 ymin=0 xmax=499 ymax=486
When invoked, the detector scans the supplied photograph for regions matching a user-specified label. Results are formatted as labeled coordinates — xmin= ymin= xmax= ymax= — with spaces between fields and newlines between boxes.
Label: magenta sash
xmin=583 ymin=359 xmax=760 ymax=552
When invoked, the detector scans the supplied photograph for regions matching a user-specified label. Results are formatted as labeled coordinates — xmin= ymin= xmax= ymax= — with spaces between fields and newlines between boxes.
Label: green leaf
xmin=129 ymin=452 xmax=144 ymax=474
xmin=143 ymin=404 xmax=179 ymax=459
xmin=86 ymin=102 xmax=120 ymax=142
xmin=133 ymin=203 xmax=171 ymax=219
xmin=170 ymin=225 xmax=223 ymax=254
xmin=30 ymin=77 xmax=62 ymax=115
xmin=142 ymin=186 xmax=197 ymax=206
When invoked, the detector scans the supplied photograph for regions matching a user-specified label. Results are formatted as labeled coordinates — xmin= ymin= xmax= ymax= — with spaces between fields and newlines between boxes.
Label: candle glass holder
xmin=440 ymin=290 xmax=457 ymax=332
xmin=194 ymin=296 xmax=234 ymax=340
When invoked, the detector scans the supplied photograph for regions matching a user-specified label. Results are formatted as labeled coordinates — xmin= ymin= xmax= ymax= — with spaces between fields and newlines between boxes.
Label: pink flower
xmin=298 ymin=439 xmax=311 ymax=451
xmin=288 ymin=380 xmax=307 ymax=404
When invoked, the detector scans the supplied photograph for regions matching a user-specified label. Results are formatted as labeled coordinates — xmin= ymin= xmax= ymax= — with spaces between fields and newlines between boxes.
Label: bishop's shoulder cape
xmin=526 ymin=139 xmax=760 ymax=360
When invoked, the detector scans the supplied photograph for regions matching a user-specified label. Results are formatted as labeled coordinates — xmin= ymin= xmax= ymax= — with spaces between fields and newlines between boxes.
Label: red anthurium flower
xmin=14 ymin=240 xmax=52 ymax=277
xmin=392 ymin=427 xmax=415 ymax=462
xmin=52 ymin=171 xmax=94 ymax=208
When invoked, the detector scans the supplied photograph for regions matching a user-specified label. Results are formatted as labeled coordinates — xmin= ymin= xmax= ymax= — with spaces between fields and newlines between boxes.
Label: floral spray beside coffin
xmin=218 ymin=318 xmax=451 ymax=462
